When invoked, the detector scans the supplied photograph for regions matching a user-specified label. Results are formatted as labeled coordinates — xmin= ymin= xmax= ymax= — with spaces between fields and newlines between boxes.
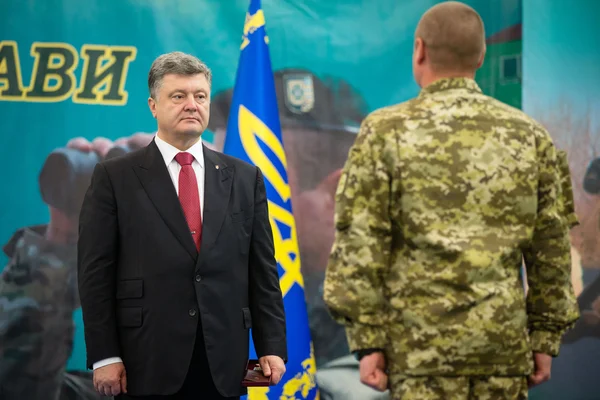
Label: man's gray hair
xmin=148 ymin=51 xmax=212 ymax=99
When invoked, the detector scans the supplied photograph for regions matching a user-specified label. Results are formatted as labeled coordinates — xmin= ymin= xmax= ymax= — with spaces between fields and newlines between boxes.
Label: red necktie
xmin=175 ymin=152 xmax=202 ymax=251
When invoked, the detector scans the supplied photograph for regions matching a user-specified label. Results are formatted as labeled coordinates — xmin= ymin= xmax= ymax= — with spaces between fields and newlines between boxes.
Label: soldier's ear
xmin=476 ymin=45 xmax=486 ymax=69
xmin=414 ymin=38 xmax=426 ymax=65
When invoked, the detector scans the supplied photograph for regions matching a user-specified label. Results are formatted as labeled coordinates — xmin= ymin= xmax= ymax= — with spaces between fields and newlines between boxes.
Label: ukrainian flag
xmin=222 ymin=1 xmax=318 ymax=399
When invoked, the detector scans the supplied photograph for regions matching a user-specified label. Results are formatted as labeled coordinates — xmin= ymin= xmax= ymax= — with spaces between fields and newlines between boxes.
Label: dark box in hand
xmin=242 ymin=359 xmax=271 ymax=387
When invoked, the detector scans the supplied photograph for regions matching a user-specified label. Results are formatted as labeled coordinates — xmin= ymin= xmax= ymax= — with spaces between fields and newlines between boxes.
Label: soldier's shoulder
xmin=367 ymin=98 xmax=420 ymax=122
xmin=3 ymin=225 xmax=46 ymax=259
xmin=485 ymin=96 xmax=551 ymax=138
xmin=361 ymin=98 xmax=420 ymax=131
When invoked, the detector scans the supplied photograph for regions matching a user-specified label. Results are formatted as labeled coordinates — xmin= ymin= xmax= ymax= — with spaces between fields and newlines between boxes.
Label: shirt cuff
xmin=530 ymin=330 xmax=562 ymax=356
xmin=345 ymin=323 xmax=388 ymax=352
xmin=93 ymin=357 xmax=123 ymax=370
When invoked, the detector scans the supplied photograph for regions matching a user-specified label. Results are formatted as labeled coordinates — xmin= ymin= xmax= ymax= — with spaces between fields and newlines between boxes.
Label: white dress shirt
xmin=93 ymin=133 xmax=205 ymax=370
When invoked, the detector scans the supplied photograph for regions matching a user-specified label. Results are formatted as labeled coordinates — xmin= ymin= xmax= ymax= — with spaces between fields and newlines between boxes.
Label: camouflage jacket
xmin=323 ymin=78 xmax=580 ymax=377
xmin=0 ymin=225 xmax=78 ymax=397
xmin=556 ymin=150 xmax=579 ymax=229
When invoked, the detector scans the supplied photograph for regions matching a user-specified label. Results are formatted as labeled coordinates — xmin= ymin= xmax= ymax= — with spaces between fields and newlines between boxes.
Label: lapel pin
xmin=215 ymin=165 xmax=220 ymax=170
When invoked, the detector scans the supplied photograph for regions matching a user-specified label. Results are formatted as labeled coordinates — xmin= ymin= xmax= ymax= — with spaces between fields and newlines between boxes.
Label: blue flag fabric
xmin=222 ymin=1 xmax=319 ymax=399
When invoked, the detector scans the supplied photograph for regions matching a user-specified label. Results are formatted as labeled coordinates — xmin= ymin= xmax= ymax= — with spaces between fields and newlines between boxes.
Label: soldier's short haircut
xmin=415 ymin=1 xmax=486 ymax=72
xmin=148 ymin=51 xmax=212 ymax=99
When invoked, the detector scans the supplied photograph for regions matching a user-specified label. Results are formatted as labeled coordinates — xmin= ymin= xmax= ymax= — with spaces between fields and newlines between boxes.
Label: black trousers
xmin=116 ymin=321 xmax=239 ymax=400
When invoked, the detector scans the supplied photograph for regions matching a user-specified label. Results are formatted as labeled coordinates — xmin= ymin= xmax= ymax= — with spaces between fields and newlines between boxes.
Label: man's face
xmin=148 ymin=73 xmax=210 ymax=140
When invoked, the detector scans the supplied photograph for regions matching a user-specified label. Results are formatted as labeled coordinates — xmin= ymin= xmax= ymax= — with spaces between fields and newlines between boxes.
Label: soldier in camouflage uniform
xmin=561 ymin=153 xmax=600 ymax=344
xmin=556 ymin=150 xmax=579 ymax=230
xmin=0 ymin=137 xmax=118 ymax=400
xmin=0 ymin=225 xmax=101 ymax=400
xmin=323 ymin=2 xmax=580 ymax=399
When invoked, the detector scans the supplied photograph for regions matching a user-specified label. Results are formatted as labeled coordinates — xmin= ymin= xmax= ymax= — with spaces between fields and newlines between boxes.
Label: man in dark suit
xmin=77 ymin=51 xmax=287 ymax=399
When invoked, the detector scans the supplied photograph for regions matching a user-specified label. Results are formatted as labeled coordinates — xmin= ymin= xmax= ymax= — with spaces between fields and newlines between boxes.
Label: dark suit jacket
xmin=77 ymin=139 xmax=287 ymax=397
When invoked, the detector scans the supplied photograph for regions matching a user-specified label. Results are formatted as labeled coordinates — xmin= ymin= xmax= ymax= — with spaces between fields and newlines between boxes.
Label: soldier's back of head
xmin=369 ymin=0 xmax=548 ymax=148
xmin=412 ymin=1 xmax=486 ymax=88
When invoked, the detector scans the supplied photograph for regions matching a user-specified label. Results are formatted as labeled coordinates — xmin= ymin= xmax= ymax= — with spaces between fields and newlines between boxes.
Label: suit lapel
xmin=199 ymin=146 xmax=232 ymax=255
xmin=133 ymin=140 xmax=198 ymax=261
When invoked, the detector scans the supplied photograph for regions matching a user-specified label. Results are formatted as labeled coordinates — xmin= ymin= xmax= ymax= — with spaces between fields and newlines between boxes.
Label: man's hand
xmin=46 ymin=134 xmax=154 ymax=245
xmin=67 ymin=136 xmax=114 ymax=157
xmin=359 ymin=351 xmax=388 ymax=392
xmin=528 ymin=352 xmax=552 ymax=388
xmin=94 ymin=362 xmax=127 ymax=396
xmin=113 ymin=132 xmax=154 ymax=149
xmin=45 ymin=137 xmax=115 ymax=245
xmin=258 ymin=355 xmax=286 ymax=385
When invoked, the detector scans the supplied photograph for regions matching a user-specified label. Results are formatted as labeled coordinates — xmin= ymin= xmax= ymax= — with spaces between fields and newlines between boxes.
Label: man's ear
xmin=476 ymin=45 xmax=486 ymax=69
xmin=414 ymin=37 xmax=426 ymax=65
xmin=148 ymin=97 xmax=157 ymax=118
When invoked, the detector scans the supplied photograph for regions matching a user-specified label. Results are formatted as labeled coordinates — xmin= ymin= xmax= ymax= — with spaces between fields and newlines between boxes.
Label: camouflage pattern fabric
xmin=323 ymin=77 xmax=580 ymax=381
xmin=388 ymin=375 xmax=528 ymax=400
xmin=0 ymin=226 xmax=102 ymax=400
xmin=556 ymin=150 xmax=579 ymax=229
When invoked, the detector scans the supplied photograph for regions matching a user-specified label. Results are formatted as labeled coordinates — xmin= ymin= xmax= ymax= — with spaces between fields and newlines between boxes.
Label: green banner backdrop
xmin=14 ymin=1 xmax=600 ymax=399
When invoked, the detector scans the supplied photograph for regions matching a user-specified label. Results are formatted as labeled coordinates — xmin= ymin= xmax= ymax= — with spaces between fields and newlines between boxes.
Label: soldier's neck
xmin=420 ymin=69 xmax=476 ymax=88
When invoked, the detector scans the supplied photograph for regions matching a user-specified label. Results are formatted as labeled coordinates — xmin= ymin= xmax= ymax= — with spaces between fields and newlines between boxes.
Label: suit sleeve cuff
xmin=255 ymin=340 xmax=288 ymax=364
xmin=530 ymin=330 xmax=561 ymax=356
xmin=93 ymin=357 xmax=123 ymax=370
xmin=345 ymin=323 xmax=388 ymax=352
